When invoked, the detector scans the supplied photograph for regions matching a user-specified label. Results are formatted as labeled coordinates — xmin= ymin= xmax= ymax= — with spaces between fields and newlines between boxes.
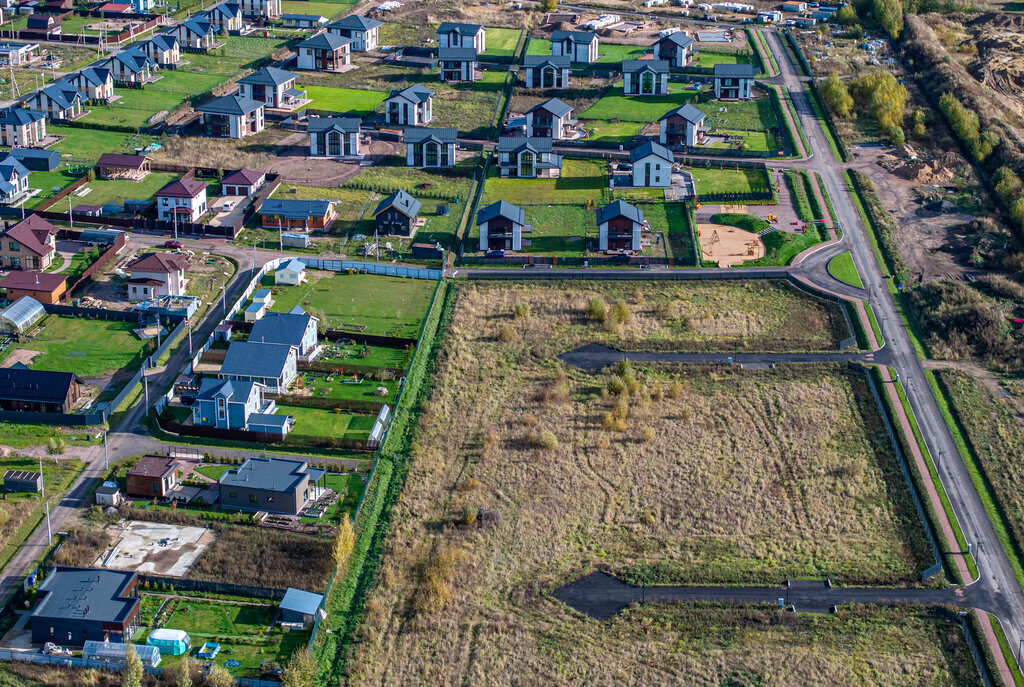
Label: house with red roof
xmin=0 ymin=215 xmax=57 ymax=270
xmin=155 ymin=178 xmax=208 ymax=222
xmin=0 ymin=270 xmax=66 ymax=304
xmin=125 ymin=251 xmax=189 ymax=300
xmin=221 ymin=168 xmax=265 ymax=196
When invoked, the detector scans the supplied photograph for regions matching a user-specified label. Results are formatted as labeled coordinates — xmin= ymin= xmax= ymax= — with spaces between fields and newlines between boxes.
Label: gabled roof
xmin=128 ymin=454 xmax=180 ymax=478
xmin=629 ymin=140 xmax=674 ymax=163
xmin=104 ymin=47 xmax=155 ymax=74
xmin=497 ymin=135 xmax=553 ymax=154
xmin=179 ymin=16 xmax=215 ymax=36
xmin=656 ymin=32 xmax=694 ymax=48
xmin=307 ymin=116 xmax=359 ymax=134
xmin=127 ymin=251 xmax=189 ymax=274
xmin=596 ymin=199 xmax=644 ymax=225
xmin=276 ymin=258 xmax=305 ymax=274
xmin=476 ymin=200 xmax=524 ymax=226
xmin=219 ymin=456 xmax=324 ymax=492
xmin=528 ymin=97 xmax=572 ymax=118
xmin=196 ymin=376 xmax=258 ymax=402
xmin=0 ymin=156 xmax=29 ymax=183
xmin=297 ymin=32 xmax=350 ymax=50
xmin=145 ymin=33 xmax=179 ymax=51
xmin=97 ymin=153 xmax=149 ymax=170
xmin=523 ymin=54 xmax=571 ymax=69
xmin=36 ymin=82 xmax=83 ymax=109
xmin=32 ymin=567 xmax=138 ymax=625
xmin=2 ymin=215 xmax=56 ymax=257
xmin=0 ymin=367 xmax=79 ymax=404
xmin=249 ymin=312 xmax=314 ymax=348
xmin=550 ymin=29 xmax=598 ymax=45
xmin=0 ymin=270 xmax=64 ymax=292
xmin=373 ymin=189 xmax=421 ymax=219
xmin=660 ymin=103 xmax=706 ymax=124
xmin=437 ymin=46 xmax=477 ymax=61
xmin=404 ymin=127 xmax=456 ymax=145
xmin=327 ymin=14 xmax=383 ymax=31
xmin=196 ymin=94 xmax=264 ymax=116
xmin=202 ymin=1 xmax=241 ymax=19
xmin=238 ymin=66 xmax=297 ymax=87
xmin=70 ymin=66 xmax=112 ymax=88
xmin=221 ymin=168 xmax=264 ymax=186
xmin=622 ymin=59 xmax=669 ymax=74
xmin=220 ymin=341 xmax=294 ymax=379
xmin=714 ymin=63 xmax=756 ymax=78
xmin=437 ymin=21 xmax=484 ymax=36
xmin=280 ymin=588 xmax=324 ymax=616
xmin=0 ymin=107 xmax=44 ymax=126
xmin=26 ymin=14 xmax=54 ymax=29
xmin=387 ymin=84 xmax=433 ymax=103
xmin=260 ymin=198 xmax=333 ymax=219
xmin=157 ymin=177 xmax=207 ymax=199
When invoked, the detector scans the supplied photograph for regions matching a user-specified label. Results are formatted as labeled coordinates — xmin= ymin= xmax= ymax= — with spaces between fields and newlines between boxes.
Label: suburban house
xmin=622 ymin=60 xmax=670 ymax=96
xmin=100 ymin=48 xmax=156 ymax=84
xmin=0 ymin=367 xmax=81 ymax=413
xmin=0 ymin=42 xmax=39 ymax=66
xmin=523 ymin=55 xmax=570 ymax=89
xmin=156 ymin=177 xmax=208 ymax=222
xmin=326 ymin=14 xmax=382 ymax=51
xmin=437 ymin=22 xmax=485 ymax=53
xmin=219 ymin=340 xmax=297 ymax=393
xmin=385 ymin=84 xmax=433 ymax=126
xmin=220 ymin=168 xmax=265 ymax=196
xmin=192 ymin=378 xmax=290 ymax=436
xmin=279 ymin=589 xmax=324 ymax=629
xmin=438 ymin=47 xmax=478 ymax=82
xmin=597 ymin=199 xmax=644 ymax=252
xmin=373 ymin=190 xmax=421 ymax=237
xmin=167 ymin=18 xmax=216 ymax=50
xmin=653 ymin=31 xmax=694 ymax=67
xmin=196 ymin=94 xmax=265 ymax=138
xmin=0 ymin=215 xmax=56 ymax=270
xmin=218 ymin=457 xmax=326 ymax=515
xmin=30 ymin=568 xmax=140 ymax=646
xmin=239 ymin=0 xmax=281 ymax=20
xmin=9 ymin=149 xmax=57 ymax=172
xmin=126 ymin=454 xmax=183 ymax=498
xmin=201 ymin=2 xmax=244 ymax=32
xmin=96 ymin=153 xmax=151 ymax=181
xmin=550 ymin=30 xmax=599 ymax=63
xmin=0 ymin=107 xmax=45 ymax=147
xmin=629 ymin=141 xmax=674 ymax=187
xmin=497 ymin=136 xmax=561 ymax=178
xmin=404 ymin=127 xmax=456 ymax=168
xmin=249 ymin=311 xmax=318 ymax=357
xmin=64 ymin=67 xmax=113 ymax=102
xmin=0 ymin=156 xmax=30 ymax=205
xmin=274 ymin=258 xmax=306 ymax=286
xmin=137 ymin=34 xmax=180 ymax=66
xmin=281 ymin=13 xmax=327 ymax=29
xmin=477 ymin=200 xmax=525 ymax=253
xmin=525 ymin=98 xmax=574 ymax=140
xmin=659 ymin=103 xmax=707 ymax=147
xmin=714 ymin=63 xmax=755 ymax=100
xmin=25 ymin=15 xmax=59 ymax=38
xmin=237 ymin=66 xmax=303 ymax=108
xmin=259 ymin=199 xmax=336 ymax=230
xmin=296 ymin=32 xmax=351 ymax=71
xmin=26 ymin=82 xmax=84 ymax=120
xmin=308 ymin=117 xmax=360 ymax=158
xmin=0 ymin=271 xmax=66 ymax=304
xmin=125 ymin=251 xmax=189 ymax=301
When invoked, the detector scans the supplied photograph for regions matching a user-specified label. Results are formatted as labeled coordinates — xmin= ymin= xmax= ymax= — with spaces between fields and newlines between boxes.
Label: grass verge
xmin=827 ymin=251 xmax=863 ymax=288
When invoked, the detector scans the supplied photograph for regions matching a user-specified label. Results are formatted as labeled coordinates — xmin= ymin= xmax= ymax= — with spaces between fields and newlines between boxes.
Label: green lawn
xmin=162 ymin=599 xmax=274 ymax=635
xmin=300 ymin=372 xmax=400 ymax=403
xmin=828 ymin=251 xmax=864 ymax=288
xmin=69 ymin=172 xmax=180 ymax=208
xmin=744 ymin=227 xmax=826 ymax=266
xmin=300 ymin=85 xmax=388 ymax=116
xmin=689 ymin=166 xmax=772 ymax=197
xmin=0 ymin=456 xmax=84 ymax=571
xmin=300 ymin=472 xmax=364 ymax=524
xmin=45 ymin=126 xmax=157 ymax=164
xmin=0 ymin=316 xmax=152 ymax=378
xmin=281 ymin=404 xmax=376 ymax=439
xmin=595 ymin=43 xmax=650 ymax=64
xmin=694 ymin=93 xmax=779 ymax=133
xmin=280 ymin=0 xmax=355 ymax=19
xmin=195 ymin=464 xmax=232 ymax=480
xmin=526 ymin=38 xmax=552 ymax=55
xmin=580 ymin=85 xmax=700 ymax=123
xmin=517 ymin=205 xmax=592 ymax=257
xmin=319 ymin=342 xmax=409 ymax=369
xmin=582 ymin=119 xmax=647 ymax=143
xmin=693 ymin=50 xmax=751 ymax=67
xmin=480 ymin=159 xmax=606 ymax=206
xmin=480 ymin=27 xmax=521 ymax=58
xmin=710 ymin=212 xmax=770 ymax=233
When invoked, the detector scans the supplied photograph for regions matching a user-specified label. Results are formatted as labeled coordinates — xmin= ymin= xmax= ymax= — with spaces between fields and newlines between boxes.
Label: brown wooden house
xmin=0 ymin=367 xmax=82 ymax=413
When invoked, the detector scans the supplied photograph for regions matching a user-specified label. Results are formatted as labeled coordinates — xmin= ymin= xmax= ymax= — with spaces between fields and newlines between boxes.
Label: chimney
xmin=34 ymin=273 xmax=39 ymax=286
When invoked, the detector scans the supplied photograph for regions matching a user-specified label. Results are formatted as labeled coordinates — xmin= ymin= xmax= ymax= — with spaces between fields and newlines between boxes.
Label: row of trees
xmin=819 ymin=71 xmax=908 ymax=146
xmin=938 ymin=93 xmax=999 ymax=165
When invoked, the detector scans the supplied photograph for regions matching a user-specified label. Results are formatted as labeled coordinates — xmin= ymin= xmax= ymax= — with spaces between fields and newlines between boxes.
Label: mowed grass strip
xmin=281 ymin=404 xmax=376 ymax=439
xmin=827 ymin=251 xmax=864 ymax=288
xmin=690 ymin=166 xmax=772 ymax=196
xmin=580 ymin=85 xmax=699 ymax=122
xmin=0 ymin=316 xmax=151 ymax=377
xmin=479 ymin=159 xmax=606 ymax=205
xmin=301 ymin=85 xmax=388 ymax=116
xmin=480 ymin=27 xmax=521 ymax=58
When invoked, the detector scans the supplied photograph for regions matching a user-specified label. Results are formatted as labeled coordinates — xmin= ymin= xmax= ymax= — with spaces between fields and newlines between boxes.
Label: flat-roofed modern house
xmin=248 ymin=311 xmax=318 ymax=357
xmin=137 ymin=34 xmax=180 ymax=66
xmin=373 ymin=189 xmax=421 ymax=237
xmin=526 ymin=98 xmax=574 ymax=140
xmin=0 ymin=107 xmax=45 ymax=147
xmin=296 ymin=32 xmax=351 ymax=71
xmin=0 ymin=42 xmax=39 ymax=66
xmin=64 ymin=67 xmax=113 ymax=102
xmin=653 ymin=31 xmax=694 ymax=67
xmin=477 ymin=200 xmax=525 ymax=252
xmin=622 ymin=59 xmax=670 ymax=96
xmin=597 ymin=199 xmax=644 ymax=252
xmin=237 ymin=66 xmax=303 ymax=108
xmin=437 ymin=22 xmax=485 ymax=53
xmin=220 ymin=168 xmax=265 ymax=196
xmin=714 ymin=63 xmax=755 ymax=100
xmin=659 ymin=103 xmax=707 ymax=147
xmin=9 ymin=148 xmax=58 ymax=172
xmin=196 ymin=94 xmax=265 ymax=138
xmin=218 ymin=457 xmax=326 ymax=515
xmin=26 ymin=82 xmax=84 ymax=121
xmin=438 ymin=47 xmax=478 ymax=83
xmin=0 ymin=214 xmax=56 ymax=270
xmin=30 ymin=567 xmax=140 ymax=646
xmin=385 ymin=84 xmax=432 ymax=126
xmin=259 ymin=198 xmax=336 ymax=230
xmin=281 ymin=13 xmax=327 ymax=29
xmin=326 ymin=14 xmax=382 ymax=51
xmin=497 ymin=136 xmax=561 ymax=178
xmin=156 ymin=177 xmax=208 ymax=222
xmin=630 ymin=140 xmax=673 ymax=187
xmin=550 ymin=30 xmax=598 ymax=63
xmin=522 ymin=55 xmax=570 ymax=89
xmin=218 ymin=340 xmax=297 ymax=393
xmin=0 ymin=367 xmax=81 ymax=413
xmin=126 ymin=454 xmax=183 ymax=498
xmin=308 ymin=116 xmax=360 ymax=158
xmin=404 ymin=127 xmax=456 ymax=168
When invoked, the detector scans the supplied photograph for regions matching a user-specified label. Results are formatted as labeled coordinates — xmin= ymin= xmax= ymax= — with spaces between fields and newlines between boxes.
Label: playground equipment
xmin=703 ymin=229 xmax=721 ymax=256
xmin=767 ymin=212 xmax=778 ymax=222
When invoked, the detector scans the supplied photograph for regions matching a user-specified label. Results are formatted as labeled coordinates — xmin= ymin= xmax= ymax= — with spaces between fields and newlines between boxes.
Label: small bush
xmin=586 ymin=298 xmax=606 ymax=321
xmin=640 ymin=427 xmax=656 ymax=443
xmin=610 ymin=300 xmax=630 ymax=324
xmin=520 ymin=413 xmax=539 ymax=427
xmin=668 ymin=382 xmax=683 ymax=399
xmin=513 ymin=302 xmax=531 ymax=319
xmin=497 ymin=325 xmax=515 ymax=342
xmin=461 ymin=505 xmax=479 ymax=526
xmin=529 ymin=430 xmax=559 ymax=450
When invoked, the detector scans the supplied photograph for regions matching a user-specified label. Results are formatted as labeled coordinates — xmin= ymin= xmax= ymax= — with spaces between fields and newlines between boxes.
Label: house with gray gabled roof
xmin=438 ymin=47 xmax=478 ymax=82
xmin=653 ymin=31 xmax=694 ymax=67
xmin=597 ymin=199 xmax=644 ymax=252
xmin=404 ymin=127 xmax=456 ymax=168
xmin=26 ymin=82 xmax=84 ymax=121
xmin=308 ymin=116 xmax=361 ymax=158
xmin=477 ymin=200 xmax=525 ymax=252
xmin=659 ymin=103 xmax=707 ymax=147
xmin=437 ymin=22 xmax=485 ymax=53
xmin=237 ymin=66 xmax=303 ymax=108
xmin=65 ymin=67 xmax=113 ymax=102
xmin=523 ymin=54 xmax=570 ymax=89
xmin=327 ymin=14 xmax=383 ymax=51
xmin=373 ymin=189 xmax=421 ymax=237
xmin=526 ymin=98 xmax=575 ymax=140
xmin=99 ymin=47 xmax=156 ymax=84
xmin=0 ymin=107 xmax=46 ymax=147
xmin=249 ymin=311 xmax=318 ymax=357
xmin=386 ymin=84 xmax=433 ymax=126
xmin=296 ymin=32 xmax=351 ymax=71
xmin=0 ymin=156 xmax=30 ymax=206
xmin=622 ymin=59 xmax=670 ymax=96
xmin=629 ymin=141 xmax=673 ymax=187
xmin=497 ymin=136 xmax=561 ymax=179
xmin=168 ymin=17 xmax=216 ymax=50
xmin=218 ymin=457 xmax=325 ymax=515
xmin=200 ymin=2 xmax=243 ymax=32
xmin=714 ymin=63 xmax=756 ymax=100
xmin=219 ymin=340 xmax=297 ymax=393
xmin=550 ymin=30 xmax=598 ymax=63
xmin=192 ymin=377 xmax=290 ymax=437
xmin=137 ymin=34 xmax=180 ymax=66
xmin=260 ymin=199 xmax=335 ymax=230
xmin=196 ymin=94 xmax=265 ymax=138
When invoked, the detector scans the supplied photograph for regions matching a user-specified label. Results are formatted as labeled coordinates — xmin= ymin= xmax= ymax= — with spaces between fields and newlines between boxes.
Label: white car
xmin=221 ymin=201 xmax=236 ymax=212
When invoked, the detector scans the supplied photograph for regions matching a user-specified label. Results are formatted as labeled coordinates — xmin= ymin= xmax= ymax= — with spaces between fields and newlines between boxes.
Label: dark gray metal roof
xmin=32 ymin=567 xmax=139 ymax=624
xmin=714 ymin=63 xmax=756 ymax=78
xmin=656 ymin=32 xmax=694 ymax=48
xmin=249 ymin=312 xmax=313 ymax=349
xmin=220 ymin=341 xmax=293 ymax=379
xmin=0 ymin=367 xmax=79 ymax=404
xmin=596 ymin=199 xmax=644 ymax=225
xmin=622 ymin=59 xmax=670 ymax=74
xmin=437 ymin=21 xmax=484 ymax=35
xmin=477 ymin=200 xmax=524 ymax=226
xmin=497 ymin=135 xmax=553 ymax=154
xmin=523 ymin=54 xmax=570 ymax=68
xmin=260 ymin=198 xmax=334 ymax=219
xmin=387 ymin=84 xmax=433 ymax=103
xmin=298 ymin=32 xmax=350 ymax=50
xmin=219 ymin=457 xmax=323 ymax=492
xmin=307 ymin=116 xmax=360 ymax=133
xmin=404 ymin=127 xmax=456 ymax=145
xmin=196 ymin=377 xmax=257 ymax=402
xmin=629 ymin=140 xmax=673 ymax=163
xmin=280 ymin=588 xmax=324 ymax=615
xmin=328 ymin=14 xmax=383 ymax=30
xmin=196 ymin=94 xmax=264 ymax=116
xmin=437 ymin=46 xmax=477 ymax=61
xmin=660 ymin=103 xmax=706 ymax=123
xmin=550 ymin=30 xmax=597 ymax=44
xmin=528 ymin=97 xmax=573 ymax=118
xmin=238 ymin=66 xmax=297 ymax=87
xmin=373 ymin=189 xmax=421 ymax=219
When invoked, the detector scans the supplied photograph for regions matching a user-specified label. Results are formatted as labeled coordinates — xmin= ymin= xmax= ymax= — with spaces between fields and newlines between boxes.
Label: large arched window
xmin=519 ymin=151 xmax=534 ymax=177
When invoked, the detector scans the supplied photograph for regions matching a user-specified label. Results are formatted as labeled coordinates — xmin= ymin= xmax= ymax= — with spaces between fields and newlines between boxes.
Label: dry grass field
xmin=345 ymin=282 xmax=938 ymax=686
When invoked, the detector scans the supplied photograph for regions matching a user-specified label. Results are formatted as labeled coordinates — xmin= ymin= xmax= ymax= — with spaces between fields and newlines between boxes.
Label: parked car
xmin=164 ymin=240 xmax=184 ymax=249
xmin=222 ymin=201 xmax=236 ymax=212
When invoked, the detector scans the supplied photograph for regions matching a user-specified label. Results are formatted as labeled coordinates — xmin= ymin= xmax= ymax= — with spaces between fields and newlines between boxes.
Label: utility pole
xmin=45 ymin=502 xmax=51 ymax=544
xmin=38 ymin=457 xmax=44 ymax=499
xmin=187 ymin=322 xmax=192 ymax=355
xmin=68 ymin=193 xmax=73 ymax=231
xmin=143 ymin=367 xmax=149 ymax=408
xmin=103 ymin=430 xmax=108 ymax=470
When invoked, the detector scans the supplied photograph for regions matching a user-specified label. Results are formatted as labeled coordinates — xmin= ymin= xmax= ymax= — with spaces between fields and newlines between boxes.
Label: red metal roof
xmin=0 ymin=270 xmax=66 ymax=293
xmin=157 ymin=177 xmax=207 ymax=199
xmin=1 ymin=215 xmax=56 ymax=257
xmin=127 ymin=251 xmax=189 ymax=274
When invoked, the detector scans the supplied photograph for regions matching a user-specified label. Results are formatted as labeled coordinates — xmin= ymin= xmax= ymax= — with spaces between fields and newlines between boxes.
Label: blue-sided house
xmin=218 ymin=457 xmax=326 ymax=515
xmin=31 ymin=567 xmax=140 ymax=646
xmin=248 ymin=311 xmax=319 ymax=358
xmin=279 ymin=588 xmax=324 ymax=628
xmin=218 ymin=340 xmax=297 ymax=393
xmin=192 ymin=377 xmax=291 ymax=438
xmin=274 ymin=258 xmax=306 ymax=286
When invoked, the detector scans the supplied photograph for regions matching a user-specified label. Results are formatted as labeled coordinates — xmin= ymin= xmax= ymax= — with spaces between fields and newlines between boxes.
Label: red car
xmin=164 ymin=240 xmax=184 ymax=249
